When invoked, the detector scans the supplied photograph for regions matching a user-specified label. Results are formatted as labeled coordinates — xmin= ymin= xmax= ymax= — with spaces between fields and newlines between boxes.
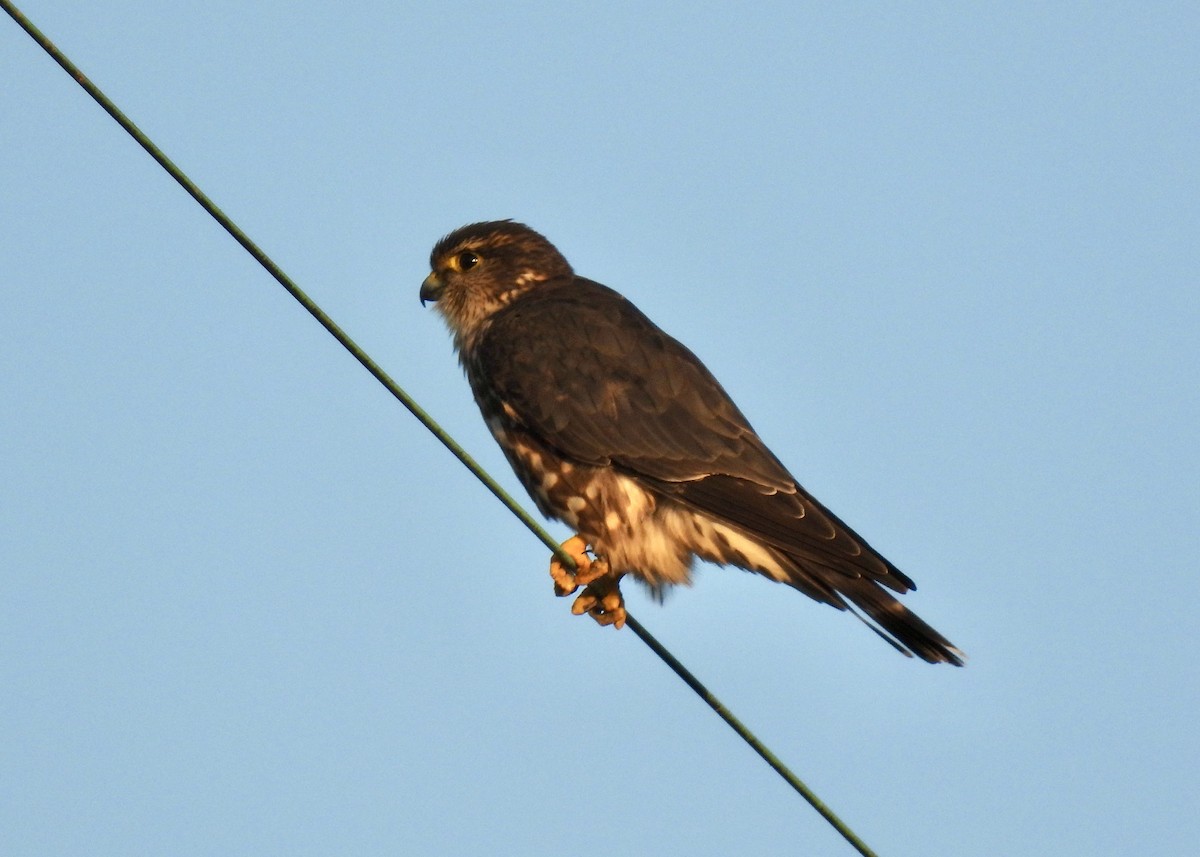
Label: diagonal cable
xmin=2 ymin=4 xmax=880 ymax=855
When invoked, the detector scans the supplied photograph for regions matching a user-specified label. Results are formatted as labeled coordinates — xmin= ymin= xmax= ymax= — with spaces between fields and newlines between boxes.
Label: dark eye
xmin=456 ymin=251 xmax=479 ymax=271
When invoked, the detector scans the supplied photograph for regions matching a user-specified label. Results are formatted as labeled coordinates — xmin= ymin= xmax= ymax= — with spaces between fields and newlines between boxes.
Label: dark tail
xmin=840 ymin=578 xmax=965 ymax=666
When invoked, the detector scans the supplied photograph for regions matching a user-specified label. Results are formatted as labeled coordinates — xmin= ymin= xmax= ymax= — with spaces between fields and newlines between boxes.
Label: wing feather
xmin=473 ymin=277 xmax=911 ymax=591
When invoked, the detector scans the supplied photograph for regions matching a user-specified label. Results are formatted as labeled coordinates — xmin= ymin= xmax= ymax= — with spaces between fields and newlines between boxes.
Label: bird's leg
xmin=571 ymin=573 xmax=627 ymax=630
xmin=548 ymin=536 xmax=626 ymax=629
xmin=548 ymin=535 xmax=606 ymax=595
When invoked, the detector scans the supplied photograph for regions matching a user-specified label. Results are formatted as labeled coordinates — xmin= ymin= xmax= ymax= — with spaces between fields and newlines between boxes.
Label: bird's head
xmin=421 ymin=220 xmax=573 ymax=351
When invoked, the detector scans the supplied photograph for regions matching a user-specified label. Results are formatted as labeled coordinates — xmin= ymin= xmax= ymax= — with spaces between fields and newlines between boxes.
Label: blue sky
xmin=2 ymin=2 xmax=1197 ymax=855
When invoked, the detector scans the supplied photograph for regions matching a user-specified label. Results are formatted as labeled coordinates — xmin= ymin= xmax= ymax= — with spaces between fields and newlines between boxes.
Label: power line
xmin=2 ymin=3 xmax=880 ymax=854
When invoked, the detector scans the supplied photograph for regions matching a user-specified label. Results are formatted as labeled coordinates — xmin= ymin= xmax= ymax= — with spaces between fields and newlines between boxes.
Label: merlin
xmin=420 ymin=221 xmax=962 ymax=665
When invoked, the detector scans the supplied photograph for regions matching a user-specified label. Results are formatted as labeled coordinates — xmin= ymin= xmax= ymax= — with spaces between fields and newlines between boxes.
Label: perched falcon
xmin=420 ymin=221 xmax=962 ymax=665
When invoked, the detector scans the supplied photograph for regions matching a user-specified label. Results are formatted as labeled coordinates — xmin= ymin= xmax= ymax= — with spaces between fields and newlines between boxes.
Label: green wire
xmin=3 ymin=4 xmax=880 ymax=855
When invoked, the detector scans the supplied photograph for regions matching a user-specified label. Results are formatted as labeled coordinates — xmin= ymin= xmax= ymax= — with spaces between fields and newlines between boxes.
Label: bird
xmin=420 ymin=220 xmax=963 ymax=665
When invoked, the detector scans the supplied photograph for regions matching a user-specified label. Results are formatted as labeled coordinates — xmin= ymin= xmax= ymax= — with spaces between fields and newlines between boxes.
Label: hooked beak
xmin=419 ymin=271 xmax=443 ymax=306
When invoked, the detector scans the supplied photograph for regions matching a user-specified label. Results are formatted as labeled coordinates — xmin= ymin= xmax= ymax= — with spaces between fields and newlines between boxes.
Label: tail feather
xmin=841 ymin=579 xmax=965 ymax=666
xmin=773 ymin=550 xmax=964 ymax=665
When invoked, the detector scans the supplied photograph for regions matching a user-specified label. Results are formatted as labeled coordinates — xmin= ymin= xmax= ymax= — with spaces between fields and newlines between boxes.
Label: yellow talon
xmin=570 ymin=579 xmax=627 ymax=629
xmin=548 ymin=535 xmax=608 ymax=593
xmin=548 ymin=536 xmax=625 ymax=628
xmin=549 ymin=535 xmax=591 ymax=596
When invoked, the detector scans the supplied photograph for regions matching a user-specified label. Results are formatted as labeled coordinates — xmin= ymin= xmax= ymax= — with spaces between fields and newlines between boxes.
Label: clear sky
xmin=2 ymin=3 xmax=1197 ymax=855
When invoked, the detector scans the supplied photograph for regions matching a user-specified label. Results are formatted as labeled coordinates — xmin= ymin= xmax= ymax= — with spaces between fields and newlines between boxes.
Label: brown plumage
xmin=420 ymin=220 xmax=963 ymax=665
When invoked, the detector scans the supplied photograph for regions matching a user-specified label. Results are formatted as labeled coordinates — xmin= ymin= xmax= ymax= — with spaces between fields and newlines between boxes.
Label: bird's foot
xmin=571 ymin=575 xmax=627 ymax=629
xmin=548 ymin=536 xmax=626 ymax=629
xmin=548 ymin=535 xmax=607 ymax=595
